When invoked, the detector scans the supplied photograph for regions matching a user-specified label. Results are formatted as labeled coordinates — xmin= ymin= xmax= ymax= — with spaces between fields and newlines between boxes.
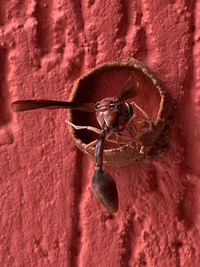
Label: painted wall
xmin=0 ymin=1 xmax=200 ymax=266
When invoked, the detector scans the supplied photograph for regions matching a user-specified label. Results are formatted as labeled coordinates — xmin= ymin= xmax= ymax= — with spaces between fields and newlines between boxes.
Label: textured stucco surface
xmin=0 ymin=0 xmax=200 ymax=266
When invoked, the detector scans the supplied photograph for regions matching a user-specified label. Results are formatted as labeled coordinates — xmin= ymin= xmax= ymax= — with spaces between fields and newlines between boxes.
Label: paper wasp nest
xmin=68 ymin=59 xmax=172 ymax=167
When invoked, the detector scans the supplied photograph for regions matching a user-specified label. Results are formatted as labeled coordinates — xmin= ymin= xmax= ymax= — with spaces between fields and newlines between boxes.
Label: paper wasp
xmin=12 ymin=75 xmax=152 ymax=213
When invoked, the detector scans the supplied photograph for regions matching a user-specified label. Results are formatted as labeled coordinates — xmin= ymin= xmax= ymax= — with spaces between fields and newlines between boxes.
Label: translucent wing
xmin=117 ymin=75 xmax=139 ymax=102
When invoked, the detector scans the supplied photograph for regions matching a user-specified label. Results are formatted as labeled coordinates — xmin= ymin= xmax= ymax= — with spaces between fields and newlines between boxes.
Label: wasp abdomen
xmin=92 ymin=167 xmax=119 ymax=213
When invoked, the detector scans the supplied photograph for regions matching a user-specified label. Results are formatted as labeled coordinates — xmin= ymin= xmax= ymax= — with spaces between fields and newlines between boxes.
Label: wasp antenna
xmin=11 ymin=99 xmax=96 ymax=112
xmin=11 ymin=100 xmax=35 ymax=112
xmin=11 ymin=100 xmax=61 ymax=112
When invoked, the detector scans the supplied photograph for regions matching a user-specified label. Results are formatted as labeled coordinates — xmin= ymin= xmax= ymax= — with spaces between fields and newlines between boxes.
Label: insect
xmin=12 ymin=75 xmax=152 ymax=213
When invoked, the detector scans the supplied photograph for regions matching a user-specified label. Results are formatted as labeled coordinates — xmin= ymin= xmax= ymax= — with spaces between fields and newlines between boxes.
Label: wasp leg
xmin=65 ymin=119 xmax=102 ymax=134
xmin=84 ymin=132 xmax=113 ymax=154
xmin=130 ymin=101 xmax=149 ymax=119
xmin=106 ymin=133 xmax=143 ymax=147
xmin=130 ymin=101 xmax=153 ymax=131
xmin=85 ymin=139 xmax=98 ymax=152
xmin=118 ymin=134 xmax=145 ymax=154
xmin=125 ymin=113 xmax=141 ymax=139
xmin=126 ymin=112 xmax=136 ymax=127
xmin=84 ymin=133 xmax=138 ymax=148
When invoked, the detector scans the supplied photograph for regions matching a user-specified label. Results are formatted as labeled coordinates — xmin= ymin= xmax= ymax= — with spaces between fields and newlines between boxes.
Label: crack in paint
xmin=34 ymin=0 xmax=53 ymax=55
xmin=0 ymin=46 xmax=14 ymax=145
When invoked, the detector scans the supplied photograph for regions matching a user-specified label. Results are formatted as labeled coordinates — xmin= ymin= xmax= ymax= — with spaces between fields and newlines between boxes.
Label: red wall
xmin=0 ymin=1 xmax=200 ymax=266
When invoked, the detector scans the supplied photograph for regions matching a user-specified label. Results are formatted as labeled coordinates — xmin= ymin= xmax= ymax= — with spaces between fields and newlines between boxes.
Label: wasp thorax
xmin=95 ymin=97 xmax=120 ymax=110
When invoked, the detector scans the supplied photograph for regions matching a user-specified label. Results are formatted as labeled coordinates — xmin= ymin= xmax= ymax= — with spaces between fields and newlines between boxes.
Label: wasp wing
xmin=12 ymin=99 xmax=95 ymax=112
xmin=117 ymin=75 xmax=139 ymax=102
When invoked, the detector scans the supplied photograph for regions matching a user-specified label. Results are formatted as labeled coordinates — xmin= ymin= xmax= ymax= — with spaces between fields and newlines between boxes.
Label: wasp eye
xmin=95 ymin=102 xmax=100 ymax=108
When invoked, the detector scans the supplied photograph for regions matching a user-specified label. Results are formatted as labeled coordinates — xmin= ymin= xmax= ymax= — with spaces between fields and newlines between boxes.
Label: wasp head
xmin=95 ymin=97 xmax=121 ymax=129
